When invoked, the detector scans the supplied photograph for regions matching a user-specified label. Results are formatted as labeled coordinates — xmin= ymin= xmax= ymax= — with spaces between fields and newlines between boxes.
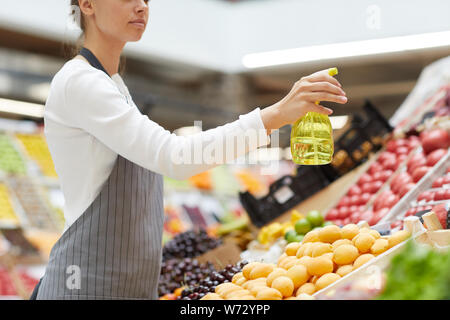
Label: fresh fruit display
xmin=326 ymin=131 xmax=449 ymax=226
xmin=286 ymin=210 xmax=333 ymax=243
xmin=0 ymin=183 xmax=20 ymax=225
xmin=0 ymin=134 xmax=26 ymax=175
xmin=202 ymin=224 xmax=411 ymax=300
xmin=179 ymin=261 xmax=248 ymax=300
xmin=15 ymin=133 xmax=57 ymax=178
xmin=162 ymin=229 xmax=222 ymax=261
xmin=188 ymin=171 xmax=212 ymax=190
xmin=158 ymin=258 xmax=216 ymax=297
xmin=7 ymin=176 xmax=62 ymax=232
xmin=377 ymin=241 xmax=450 ymax=300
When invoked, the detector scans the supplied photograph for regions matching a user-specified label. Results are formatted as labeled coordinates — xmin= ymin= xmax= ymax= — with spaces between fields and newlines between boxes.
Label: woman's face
xmin=83 ymin=0 xmax=150 ymax=43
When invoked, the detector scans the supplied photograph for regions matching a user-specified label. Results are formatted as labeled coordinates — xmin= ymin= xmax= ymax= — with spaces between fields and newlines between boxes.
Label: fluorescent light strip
xmin=0 ymin=98 xmax=44 ymax=119
xmin=243 ymin=30 xmax=450 ymax=68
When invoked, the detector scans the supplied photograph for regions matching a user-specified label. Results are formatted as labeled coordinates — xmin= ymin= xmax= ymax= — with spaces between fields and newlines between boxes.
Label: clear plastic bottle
xmin=290 ymin=67 xmax=338 ymax=165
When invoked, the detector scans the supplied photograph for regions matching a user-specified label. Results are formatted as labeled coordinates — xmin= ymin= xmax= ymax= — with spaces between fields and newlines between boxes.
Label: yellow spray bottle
xmin=290 ymin=67 xmax=338 ymax=165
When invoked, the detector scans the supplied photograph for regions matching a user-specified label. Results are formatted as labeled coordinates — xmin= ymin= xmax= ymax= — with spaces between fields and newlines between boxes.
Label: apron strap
xmin=79 ymin=47 xmax=110 ymax=77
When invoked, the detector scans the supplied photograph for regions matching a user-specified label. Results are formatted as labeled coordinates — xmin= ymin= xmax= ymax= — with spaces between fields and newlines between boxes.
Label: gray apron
xmin=36 ymin=48 xmax=165 ymax=300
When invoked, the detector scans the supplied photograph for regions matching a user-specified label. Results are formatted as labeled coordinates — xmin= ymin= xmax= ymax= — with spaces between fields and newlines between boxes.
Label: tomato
xmin=359 ymin=193 xmax=371 ymax=205
xmin=399 ymin=182 xmax=416 ymax=198
xmin=338 ymin=206 xmax=350 ymax=219
xmin=348 ymin=185 xmax=362 ymax=196
xmin=326 ymin=208 xmax=339 ymax=220
xmin=426 ymin=148 xmax=447 ymax=167
xmin=337 ymin=196 xmax=351 ymax=208
xmin=445 ymin=189 xmax=450 ymax=200
xmin=397 ymin=154 xmax=408 ymax=164
xmin=373 ymin=170 xmax=393 ymax=182
xmin=412 ymin=166 xmax=431 ymax=183
xmin=434 ymin=190 xmax=447 ymax=201
xmin=417 ymin=191 xmax=434 ymax=202
xmin=407 ymin=153 xmax=426 ymax=173
xmin=378 ymin=151 xmax=396 ymax=163
xmin=350 ymin=211 xmax=361 ymax=223
xmin=373 ymin=190 xmax=392 ymax=211
xmin=381 ymin=158 xmax=397 ymax=171
xmin=395 ymin=146 xmax=409 ymax=156
xmin=432 ymin=177 xmax=445 ymax=188
xmin=359 ymin=210 xmax=374 ymax=224
xmin=386 ymin=140 xmax=398 ymax=152
xmin=369 ymin=162 xmax=383 ymax=175
xmin=421 ymin=129 xmax=450 ymax=154
xmin=391 ymin=172 xmax=412 ymax=194
xmin=343 ymin=218 xmax=351 ymax=225
xmin=443 ymin=174 xmax=450 ymax=186
xmin=370 ymin=208 xmax=389 ymax=225
xmin=384 ymin=194 xmax=400 ymax=209
xmin=357 ymin=173 xmax=373 ymax=186
xmin=405 ymin=208 xmax=416 ymax=217
xmin=349 ymin=205 xmax=359 ymax=213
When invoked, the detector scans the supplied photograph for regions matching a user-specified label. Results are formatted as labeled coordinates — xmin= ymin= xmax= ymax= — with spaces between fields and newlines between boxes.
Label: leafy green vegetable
xmin=378 ymin=240 xmax=450 ymax=300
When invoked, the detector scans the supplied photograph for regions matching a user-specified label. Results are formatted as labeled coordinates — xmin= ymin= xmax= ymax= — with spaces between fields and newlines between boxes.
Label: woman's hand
xmin=260 ymin=69 xmax=347 ymax=134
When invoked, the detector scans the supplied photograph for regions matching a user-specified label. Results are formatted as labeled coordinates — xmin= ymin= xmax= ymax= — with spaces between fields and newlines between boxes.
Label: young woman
xmin=31 ymin=0 xmax=347 ymax=300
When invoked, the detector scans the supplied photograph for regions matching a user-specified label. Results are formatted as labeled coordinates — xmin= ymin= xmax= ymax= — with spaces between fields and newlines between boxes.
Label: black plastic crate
xmin=240 ymin=166 xmax=330 ymax=227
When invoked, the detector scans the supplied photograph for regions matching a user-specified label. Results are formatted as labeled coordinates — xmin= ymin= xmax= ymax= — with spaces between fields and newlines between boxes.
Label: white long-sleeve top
xmin=44 ymin=58 xmax=270 ymax=231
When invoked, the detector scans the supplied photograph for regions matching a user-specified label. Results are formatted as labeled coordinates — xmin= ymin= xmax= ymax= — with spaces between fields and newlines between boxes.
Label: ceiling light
xmin=0 ymin=98 xmax=44 ymax=119
xmin=243 ymin=30 xmax=450 ymax=68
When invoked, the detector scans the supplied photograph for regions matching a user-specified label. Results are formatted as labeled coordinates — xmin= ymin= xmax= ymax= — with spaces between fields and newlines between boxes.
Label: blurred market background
xmin=0 ymin=0 xmax=449 ymax=300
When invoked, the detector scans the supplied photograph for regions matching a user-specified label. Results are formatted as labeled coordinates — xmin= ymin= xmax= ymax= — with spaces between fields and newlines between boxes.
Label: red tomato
xmin=369 ymin=162 xmax=383 ymax=175
xmin=358 ymin=173 xmax=373 ymax=186
xmin=432 ymin=177 xmax=445 ymax=188
xmin=378 ymin=151 xmax=396 ymax=163
xmin=382 ymin=158 xmax=397 ymax=171
xmin=399 ymin=182 xmax=416 ymax=198
xmin=395 ymin=146 xmax=409 ymax=156
xmin=434 ymin=190 xmax=447 ymax=201
xmin=426 ymin=148 xmax=447 ymax=167
xmin=373 ymin=170 xmax=393 ymax=182
xmin=421 ymin=129 xmax=450 ymax=154
xmin=350 ymin=211 xmax=361 ymax=223
xmin=384 ymin=194 xmax=400 ymax=209
xmin=405 ymin=208 xmax=417 ymax=217
xmin=343 ymin=218 xmax=351 ymax=225
xmin=359 ymin=193 xmax=371 ymax=205
xmin=445 ymin=189 xmax=450 ymax=200
xmin=417 ymin=191 xmax=434 ymax=202
xmin=338 ymin=206 xmax=350 ymax=219
xmin=443 ymin=174 xmax=450 ymax=186
xmin=412 ymin=166 xmax=431 ymax=183
xmin=373 ymin=190 xmax=392 ymax=211
xmin=337 ymin=196 xmax=351 ymax=208
xmin=370 ymin=181 xmax=384 ymax=193
xmin=358 ymin=205 xmax=367 ymax=212
xmin=359 ymin=210 xmax=374 ymax=224
xmin=326 ymin=208 xmax=339 ymax=220
xmin=386 ymin=140 xmax=398 ymax=152
xmin=348 ymin=185 xmax=362 ymax=196
xmin=397 ymin=154 xmax=408 ymax=164
xmin=407 ymin=153 xmax=426 ymax=174
xmin=391 ymin=172 xmax=412 ymax=194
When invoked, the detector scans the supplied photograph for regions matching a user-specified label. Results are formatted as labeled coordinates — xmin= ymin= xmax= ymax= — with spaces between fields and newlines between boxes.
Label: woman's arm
xmin=63 ymin=67 xmax=346 ymax=180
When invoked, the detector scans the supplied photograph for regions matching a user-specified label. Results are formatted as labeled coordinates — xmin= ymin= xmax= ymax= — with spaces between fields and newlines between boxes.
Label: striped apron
xmin=35 ymin=48 xmax=165 ymax=300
